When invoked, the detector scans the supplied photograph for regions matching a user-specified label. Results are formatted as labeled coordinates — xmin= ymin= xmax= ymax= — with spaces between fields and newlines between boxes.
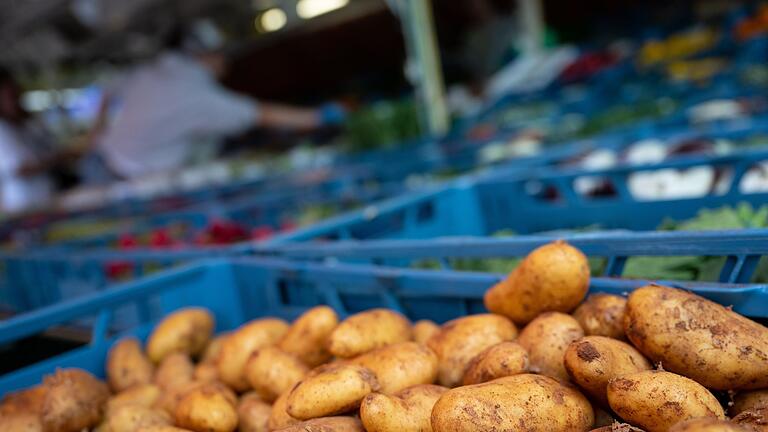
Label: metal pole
xmin=396 ymin=0 xmax=449 ymax=137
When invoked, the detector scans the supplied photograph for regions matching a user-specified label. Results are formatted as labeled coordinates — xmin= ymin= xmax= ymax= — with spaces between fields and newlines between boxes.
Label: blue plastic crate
xmin=273 ymin=147 xmax=768 ymax=243
xmin=1 ymin=251 xmax=767 ymax=395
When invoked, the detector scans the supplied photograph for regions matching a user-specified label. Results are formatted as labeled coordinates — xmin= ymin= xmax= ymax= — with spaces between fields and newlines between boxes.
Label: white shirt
xmin=98 ymin=52 xmax=259 ymax=178
xmin=0 ymin=120 xmax=53 ymax=213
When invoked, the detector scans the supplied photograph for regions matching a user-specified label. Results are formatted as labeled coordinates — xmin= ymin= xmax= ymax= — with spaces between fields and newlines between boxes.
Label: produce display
xmin=2 ymin=241 xmax=767 ymax=432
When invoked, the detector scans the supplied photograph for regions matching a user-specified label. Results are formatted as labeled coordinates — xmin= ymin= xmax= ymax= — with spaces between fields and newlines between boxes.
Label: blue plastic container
xmin=1 ymin=253 xmax=767 ymax=395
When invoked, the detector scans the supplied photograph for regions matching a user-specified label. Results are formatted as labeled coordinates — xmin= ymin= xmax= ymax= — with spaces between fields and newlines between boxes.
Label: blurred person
xmin=0 ymin=68 xmax=79 ymax=213
xmin=92 ymin=22 xmax=345 ymax=180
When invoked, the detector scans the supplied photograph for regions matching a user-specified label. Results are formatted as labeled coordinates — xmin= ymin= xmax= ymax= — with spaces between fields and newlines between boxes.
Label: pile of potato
xmin=2 ymin=240 xmax=768 ymax=432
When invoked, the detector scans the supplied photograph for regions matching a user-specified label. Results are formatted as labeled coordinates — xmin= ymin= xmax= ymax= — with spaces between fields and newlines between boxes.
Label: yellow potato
xmin=461 ymin=341 xmax=529 ymax=385
xmin=327 ymin=309 xmax=412 ymax=358
xmin=107 ymin=384 xmax=162 ymax=414
xmin=200 ymin=334 xmax=226 ymax=364
xmin=273 ymin=416 xmax=365 ymax=431
xmin=589 ymin=424 xmax=644 ymax=431
xmin=268 ymin=390 xmax=301 ymax=430
xmin=516 ymin=312 xmax=584 ymax=382
xmin=278 ymin=306 xmax=339 ymax=367
xmin=106 ymin=337 xmax=154 ymax=393
xmin=0 ymin=412 xmax=42 ymax=432
xmin=607 ymin=370 xmax=724 ymax=432
xmin=431 ymin=374 xmax=594 ymax=432
xmin=137 ymin=427 xmax=194 ymax=432
xmin=413 ymin=320 xmax=440 ymax=345
xmin=286 ymin=364 xmax=379 ymax=420
xmin=154 ymin=381 xmax=234 ymax=417
xmin=349 ymin=341 xmax=438 ymax=394
xmin=146 ymin=307 xmax=214 ymax=363
xmin=572 ymin=293 xmax=628 ymax=340
xmin=245 ymin=346 xmax=309 ymax=402
xmin=730 ymin=390 xmax=768 ymax=416
xmin=40 ymin=368 xmax=110 ymax=432
xmin=103 ymin=405 xmax=172 ymax=432
xmin=193 ymin=362 xmax=219 ymax=383
xmin=625 ymin=285 xmax=768 ymax=390
xmin=154 ymin=352 xmax=194 ymax=390
xmin=427 ymin=314 xmax=517 ymax=387
xmin=732 ymin=406 xmax=768 ymax=431
xmin=360 ymin=384 xmax=448 ymax=432
xmin=174 ymin=383 xmax=238 ymax=432
xmin=669 ymin=418 xmax=751 ymax=431
xmin=237 ymin=393 xmax=271 ymax=432
xmin=484 ymin=240 xmax=590 ymax=325
xmin=216 ymin=318 xmax=290 ymax=391
xmin=564 ymin=336 xmax=652 ymax=406
xmin=0 ymin=385 xmax=47 ymax=416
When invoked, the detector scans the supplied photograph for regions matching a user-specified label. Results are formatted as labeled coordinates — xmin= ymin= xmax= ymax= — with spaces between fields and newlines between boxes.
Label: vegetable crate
xmin=274 ymin=147 xmax=768 ymax=243
xmin=3 ymin=229 xmax=768 ymax=394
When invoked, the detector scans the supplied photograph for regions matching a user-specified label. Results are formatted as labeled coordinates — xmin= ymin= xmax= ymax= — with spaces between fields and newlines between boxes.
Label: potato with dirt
xmin=564 ymin=336 xmax=652 ymax=406
xmin=669 ymin=418 xmax=752 ymax=431
xmin=516 ymin=312 xmax=584 ymax=382
xmin=484 ymin=240 xmax=590 ymax=325
xmin=245 ymin=346 xmax=308 ymax=401
xmin=146 ymin=307 xmax=214 ymax=363
xmin=40 ymin=368 xmax=110 ymax=432
xmin=216 ymin=318 xmax=290 ymax=391
xmin=573 ymin=293 xmax=628 ymax=340
xmin=431 ymin=374 xmax=594 ymax=432
xmin=730 ymin=390 xmax=768 ymax=417
xmin=732 ymin=406 xmax=768 ymax=431
xmin=273 ymin=416 xmax=365 ymax=431
xmin=278 ymin=305 xmax=339 ymax=367
xmin=349 ymin=341 xmax=438 ymax=394
xmin=107 ymin=337 xmax=155 ymax=392
xmin=360 ymin=384 xmax=448 ymax=432
xmin=286 ymin=364 xmax=380 ymax=420
xmin=327 ymin=309 xmax=412 ymax=358
xmin=461 ymin=341 xmax=529 ymax=385
xmin=624 ymin=285 xmax=768 ymax=390
xmin=607 ymin=370 xmax=725 ymax=432
xmin=103 ymin=405 xmax=172 ymax=432
xmin=427 ymin=313 xmax=517 ymax=387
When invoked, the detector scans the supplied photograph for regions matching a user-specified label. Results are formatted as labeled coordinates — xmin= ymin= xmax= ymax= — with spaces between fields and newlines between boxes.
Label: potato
xmin=484 ymin=240 xmax=589 ymax=325
xmin=516 ymin=312 xmax=584 ymax=382
xmin=286 ymin=364 xmax=379 ymax=420
xmin=669 ymin=418 xmax=751 ymax=431
xmin=349 ymin=341 xmax=438 ymax=394
xmin=589 ymin=424 xmax=644 ymax=431
xmin=154 ymin=352 xmax=194 ymax=390
xmin=607 ymin=370 xmax=724 ymax=432
xmin=103 ymin=405 xmax=172 ymax=432
xmin=360 ymin=384 xmax=448 ymax=432
xmin=413 ymin=320 xmax=440 ymax=345
xmin=427 ymin=314 xmax=517 ymax=387
xmin=624 ymin=285 xmax=768 ymax=390
xmin=268 ymin=390 xmax=301 ymax=430
xmin=573 ymin=294 xmax=628 ymax=340
xmin=1 ymin=385 xmax=47 ymax=416
xmin=193 ymin=362 xmax=219 ymax=383
xmin=273 ymin=416 xmax=365 ymax=431
xmin=245 ymin=346 xmax=309 ymax=401
xmin=278 ymin=306 xmax=339 ymax=367
xmin=216 ymin=318 xmax=290 ymax=391
xmin=327 ymin=309 xmax=412 ymax=358
xmin=237 ymin=393 xmax=271 ymax=432
xmin=155 ymin=381 xmax=234 ymax=417
xmin=40 ymin=368 xmax=110 ymax=432
xmin=146 ymin=307 xmax=214 ymax=363
xmin=106 ymin=337 xmax=155 ymax=393
xmin=461 ymin=341 xmax=529 ymax=385
xmin=137 ymin=427 xmax=194 ymax=432
xmin=200 ymin=334 xmax=226 ymax=364
xmin=0 ymin=412 xmax=42 ymax=432
xmin=431 ymin=374 xmax=594 ymax=432
xmin=731 ymin=390 xmax=768 ymax=416
xmin=564 ymin=336 xmax=652 ymax=406
xmin=175 ymin=383 xmax=238 ymax=432
xmin=732 ymin=406 xmax=768 ymax=431
xmin=107 ymin=384 xmax=162 ymax=414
